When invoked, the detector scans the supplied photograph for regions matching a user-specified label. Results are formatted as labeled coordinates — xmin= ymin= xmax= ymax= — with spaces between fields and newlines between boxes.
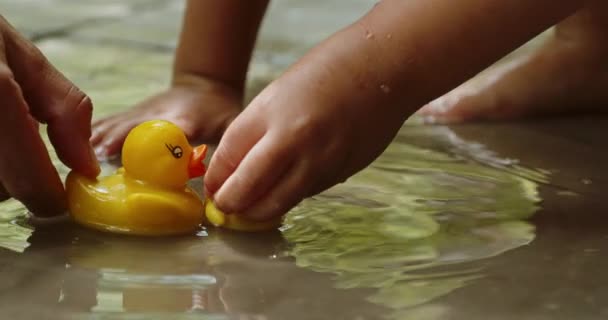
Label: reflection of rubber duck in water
xmin=60 ymin=228 xmax=291 ymax=316
xmin=66 ymin=120 xmax=208 ymax=236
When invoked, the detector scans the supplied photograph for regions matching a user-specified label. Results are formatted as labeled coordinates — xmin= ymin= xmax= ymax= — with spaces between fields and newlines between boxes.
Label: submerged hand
xmin=0 ymin=16 xmax=99 ymax=217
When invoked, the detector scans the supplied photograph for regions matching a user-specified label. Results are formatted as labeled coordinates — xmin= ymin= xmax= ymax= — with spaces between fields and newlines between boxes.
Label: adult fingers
xmin=0 ymin=65 xmax=66 ymax=217
xmin=2 ymin=19 xmax=99 ymax=177
xmin=93 ymin=123 xmax=132 ymax=159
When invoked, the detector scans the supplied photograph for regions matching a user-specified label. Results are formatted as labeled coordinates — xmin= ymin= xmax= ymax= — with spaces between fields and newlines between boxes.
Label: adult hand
xmin=0 ymin=16 xmax=99 ymax=217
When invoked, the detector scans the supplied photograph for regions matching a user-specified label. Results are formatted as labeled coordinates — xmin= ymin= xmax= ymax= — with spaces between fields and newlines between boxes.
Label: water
xmin=1 ymin=0 xmax=608 ymax=319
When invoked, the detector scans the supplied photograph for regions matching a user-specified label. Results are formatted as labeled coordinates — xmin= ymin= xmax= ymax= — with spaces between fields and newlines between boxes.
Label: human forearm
xmin=173 ymin=0 xmax=269 ymax=93
xmin=284 ymin=0 xmax=584 ymax=114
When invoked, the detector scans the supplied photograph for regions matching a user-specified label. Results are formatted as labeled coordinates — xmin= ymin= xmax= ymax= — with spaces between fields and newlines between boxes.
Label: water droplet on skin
xmin=365 ymin=30 xmax=375 ymax=39
xmin=386 ymin=33 xmax=393 ymax=39
xmin=380 ymin=84 xmax=391 ymax=93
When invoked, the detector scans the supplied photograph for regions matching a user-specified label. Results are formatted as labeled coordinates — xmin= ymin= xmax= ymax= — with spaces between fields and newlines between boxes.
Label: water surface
xmin=0 ymin=122 xmax=556 ymax=320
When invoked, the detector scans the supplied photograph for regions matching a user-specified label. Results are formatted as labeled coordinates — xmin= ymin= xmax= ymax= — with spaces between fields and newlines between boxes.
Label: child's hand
xmin=0 ymin=16 xmax=99 ymax=217
xmin=204 ymin=61 xmax=408 ymax=221
xmin=91 ymin=76 xmax=241 ymax=158
xmin=93 ymin=0 xmax=269 ymax=159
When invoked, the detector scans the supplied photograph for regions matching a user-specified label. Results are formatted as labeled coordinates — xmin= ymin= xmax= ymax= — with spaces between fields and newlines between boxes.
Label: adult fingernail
xmin=88 ymin=146 xmax=101 ymax=175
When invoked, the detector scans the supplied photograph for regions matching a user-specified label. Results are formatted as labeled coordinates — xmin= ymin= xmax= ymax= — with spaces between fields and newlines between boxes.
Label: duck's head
xmin=121 ymin=120 xmax=208 ymax=188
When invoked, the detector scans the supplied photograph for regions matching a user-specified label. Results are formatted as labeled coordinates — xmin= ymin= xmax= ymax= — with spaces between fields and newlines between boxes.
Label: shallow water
xmin=1 ymin=121 xmax=590 ymax=320
xmin=3 ymin=119 xmax=607 ymax=320
xmin=1 ymin=1 xmax=608 ymax=319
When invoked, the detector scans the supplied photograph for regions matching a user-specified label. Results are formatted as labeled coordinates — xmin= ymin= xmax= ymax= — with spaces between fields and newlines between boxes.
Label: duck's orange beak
xmin=188 ymin=144 xmax=208 ymax=178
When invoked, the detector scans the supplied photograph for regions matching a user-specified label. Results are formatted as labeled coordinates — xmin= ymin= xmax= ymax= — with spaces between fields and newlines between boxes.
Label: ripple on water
xmin=0 ymin=199 xmax=32 ymax=253
xmin=282 ymin=132 xmax=542 ymax=315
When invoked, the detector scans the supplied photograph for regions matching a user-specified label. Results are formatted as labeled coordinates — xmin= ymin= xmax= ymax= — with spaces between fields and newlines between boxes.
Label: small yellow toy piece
xmin=204 ymin=198 xmax=283 ymax=232
xmin=66 ymin=120 xmax=208 ymax=236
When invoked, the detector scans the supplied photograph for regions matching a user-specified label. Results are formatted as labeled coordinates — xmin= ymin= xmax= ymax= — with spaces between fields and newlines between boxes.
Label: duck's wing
xmin=126 ymin=193 xmax=202 ymax=225
xmin=66 ymin=171 xmax=115 ymax=203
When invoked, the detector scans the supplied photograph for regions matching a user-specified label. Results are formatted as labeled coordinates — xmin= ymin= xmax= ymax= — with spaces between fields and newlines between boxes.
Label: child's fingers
xmin=91 ymin=116 xmax=118 ymax=145
xmin=212 ymin=135 xmax=293 ymax=214
xmin=204 ymin=113 xmax=265 ymax=196
xmin=4 ymin=24 xmax=99 ymax=178
xmin=93 ymin=123 xmax=132 ymax=159
xmin=92 ymin=113 xmax=117 ymax=127
xmin=0 ymin=71 xmax=66 ymax=217
xmin=238 ymin=159 xmax=315 ymax=221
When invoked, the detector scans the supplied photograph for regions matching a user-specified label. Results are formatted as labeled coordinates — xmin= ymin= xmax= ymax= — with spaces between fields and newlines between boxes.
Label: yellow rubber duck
xmin=66 ymin=120 xmax=208 ymax=236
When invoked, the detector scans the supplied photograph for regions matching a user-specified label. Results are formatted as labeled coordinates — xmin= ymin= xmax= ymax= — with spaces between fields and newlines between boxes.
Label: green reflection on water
xmin=282 ymin=134 xmax=541 ymax=317
xmin=0 ymin=200 xmax=32 ymax=253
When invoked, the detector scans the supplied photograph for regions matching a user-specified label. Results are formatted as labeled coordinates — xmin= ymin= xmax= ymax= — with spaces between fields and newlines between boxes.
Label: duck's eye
xmin=172 ymin=147 xmax=183 ymax=158
xmin=165 ymin=144 xmax=183 ymax=159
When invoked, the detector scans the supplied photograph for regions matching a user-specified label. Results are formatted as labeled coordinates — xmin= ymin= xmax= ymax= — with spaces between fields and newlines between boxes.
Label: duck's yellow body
xmin=66 ymin=120 xmax=208 ymax=236
xmin=66 ymin=168 xmax=204 ymax=236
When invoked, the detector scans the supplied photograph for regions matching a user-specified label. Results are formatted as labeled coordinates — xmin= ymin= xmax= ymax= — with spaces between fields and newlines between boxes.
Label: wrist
xmin=171 ymin=71 xmax=245 ymax=103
